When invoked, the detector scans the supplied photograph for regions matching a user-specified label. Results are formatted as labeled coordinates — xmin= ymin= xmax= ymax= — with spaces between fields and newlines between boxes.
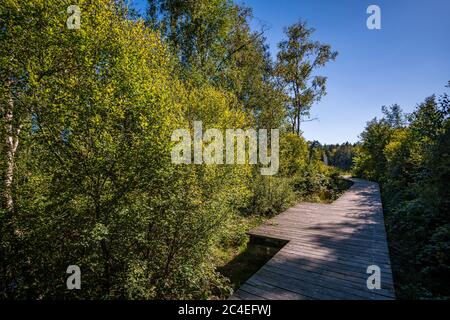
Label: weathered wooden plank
xmin=252 ymin=226 xmax=388 ymax=243
xmin=271 ymin=251 xmax=395 ymax=288
xmin=263 ymin=262 xmax=395 ymax=299
xmin=231 ymin=289 xmax=265 ymax=300
xmin=284 ymin=240 xmax=391 ymax=260
xmin=281 ymin=245 xmax=393 ymax=267
xmin=239 ymin=281 xmax=308 ymax=300
xmin=252 ymin=269 xmax=366 ymax=300
xmin=230 ymin=178 xmax=395 ymax=300
xmin=269 ymin=251 xmax=391 ymax=281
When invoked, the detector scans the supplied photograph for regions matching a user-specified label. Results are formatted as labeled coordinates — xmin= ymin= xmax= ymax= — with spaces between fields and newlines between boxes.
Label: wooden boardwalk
xmin=230 ymin=178 xmax=395 ymax=300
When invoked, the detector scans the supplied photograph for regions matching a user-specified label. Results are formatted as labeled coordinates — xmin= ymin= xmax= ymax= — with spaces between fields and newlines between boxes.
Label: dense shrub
xmin=249 ymin=175 xmax=297 ymax=216
xmin=0 ymin=0 xmax=342 ymax=299
xmin=353 ymin=93 xmax=450 ymax=299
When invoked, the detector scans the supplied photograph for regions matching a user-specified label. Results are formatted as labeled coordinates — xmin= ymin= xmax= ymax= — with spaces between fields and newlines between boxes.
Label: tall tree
xmin=382 ymin=103 xmax=406 ymax=128
xmin=147 ymin=0 xmax=286 ymax=129
xmin=0 ymin=0 xmax=33 ymax=214
xmin=147 ymin=0 xmax=235 ymax=81
xmin=275 ymin=20 xmax=337 ymax=135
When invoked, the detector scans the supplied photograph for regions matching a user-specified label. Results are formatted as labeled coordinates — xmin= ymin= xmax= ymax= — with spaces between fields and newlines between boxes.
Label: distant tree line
xmin=320 ymin=142 xmax=357 ymax=171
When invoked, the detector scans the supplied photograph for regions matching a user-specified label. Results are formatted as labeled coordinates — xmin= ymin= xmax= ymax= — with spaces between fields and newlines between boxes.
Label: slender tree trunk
xmin=4 ymin=80 xmax=20 ymax=213
xmin=296 ymin=102 xmax=301 ymax=135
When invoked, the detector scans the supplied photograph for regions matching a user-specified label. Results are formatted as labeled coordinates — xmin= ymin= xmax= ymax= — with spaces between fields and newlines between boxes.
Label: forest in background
xmin=0 ymin=0 xmax=347 ymax=299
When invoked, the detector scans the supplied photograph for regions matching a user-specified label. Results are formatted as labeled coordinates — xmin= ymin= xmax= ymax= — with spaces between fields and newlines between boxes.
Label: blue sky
xmin=130 ymin=0 xmax=450 ymax=144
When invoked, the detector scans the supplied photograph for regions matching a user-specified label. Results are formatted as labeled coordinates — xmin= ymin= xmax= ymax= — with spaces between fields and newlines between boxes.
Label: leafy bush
xmin=249 ymin=175 xmax=297 ymax=216
xmin=354 ymin=95 xmax=450 ymax=299
xmin=0 ymin=0 xmax=343 ymax=300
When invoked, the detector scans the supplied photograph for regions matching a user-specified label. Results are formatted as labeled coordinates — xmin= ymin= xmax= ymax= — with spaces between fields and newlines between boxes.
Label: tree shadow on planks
xmin=235 ymin=179 xmax=396 ymax=300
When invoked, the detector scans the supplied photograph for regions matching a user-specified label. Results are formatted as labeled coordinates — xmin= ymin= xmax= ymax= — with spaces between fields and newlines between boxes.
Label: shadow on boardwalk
xmin=230 ymin=178 xmax=395 ymax=300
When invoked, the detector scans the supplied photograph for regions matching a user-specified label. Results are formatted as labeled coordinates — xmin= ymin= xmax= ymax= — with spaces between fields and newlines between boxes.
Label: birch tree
xmin=275 ymin=20 xmax=337 ymax=135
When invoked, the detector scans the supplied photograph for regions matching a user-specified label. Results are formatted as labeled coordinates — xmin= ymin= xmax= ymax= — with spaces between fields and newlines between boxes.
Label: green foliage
xmin=322 ymin=142 xmax=357 ymax=171
xmin=247 ymin=133 xmax=351 ymax=216
xmin=0 ymin=0 xmax=247 ymax=299
xmin=148 ymin=0 xmax=235 ymax=80
xmin=275 ymin=20 xmax=338 ymax=135
xmin=249 ymin=175 xmax=297 ymax=216
xmin=1 ymin=0 xmax=344 ymax=300
xmin=148 ymin=0 xmax=287 ymax=131
xmin=353 ymin=89 xmax=450 ymax=299
xmin=279 ymin=133 xmax=309 ymax=176
xmin=353 ymin=118 xmax=392 ymax=181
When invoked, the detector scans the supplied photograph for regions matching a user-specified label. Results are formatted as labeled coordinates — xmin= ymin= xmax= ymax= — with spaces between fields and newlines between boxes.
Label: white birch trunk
xmin=4 ymin=80 xmax=20 ymax=212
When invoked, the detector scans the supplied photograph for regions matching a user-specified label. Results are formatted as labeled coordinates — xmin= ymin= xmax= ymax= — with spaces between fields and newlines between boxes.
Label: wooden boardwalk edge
xmin=230 ymin=177 xmax=395 ymax=300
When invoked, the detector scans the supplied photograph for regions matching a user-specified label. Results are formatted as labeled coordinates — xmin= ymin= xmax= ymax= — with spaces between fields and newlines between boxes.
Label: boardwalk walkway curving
xmin=230 ymin=178 xmax=395 ymax=300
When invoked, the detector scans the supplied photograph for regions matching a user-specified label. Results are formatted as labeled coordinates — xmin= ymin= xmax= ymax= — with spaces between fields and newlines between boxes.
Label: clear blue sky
xmin=130 ymin=0 xmax=450 ymax=144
